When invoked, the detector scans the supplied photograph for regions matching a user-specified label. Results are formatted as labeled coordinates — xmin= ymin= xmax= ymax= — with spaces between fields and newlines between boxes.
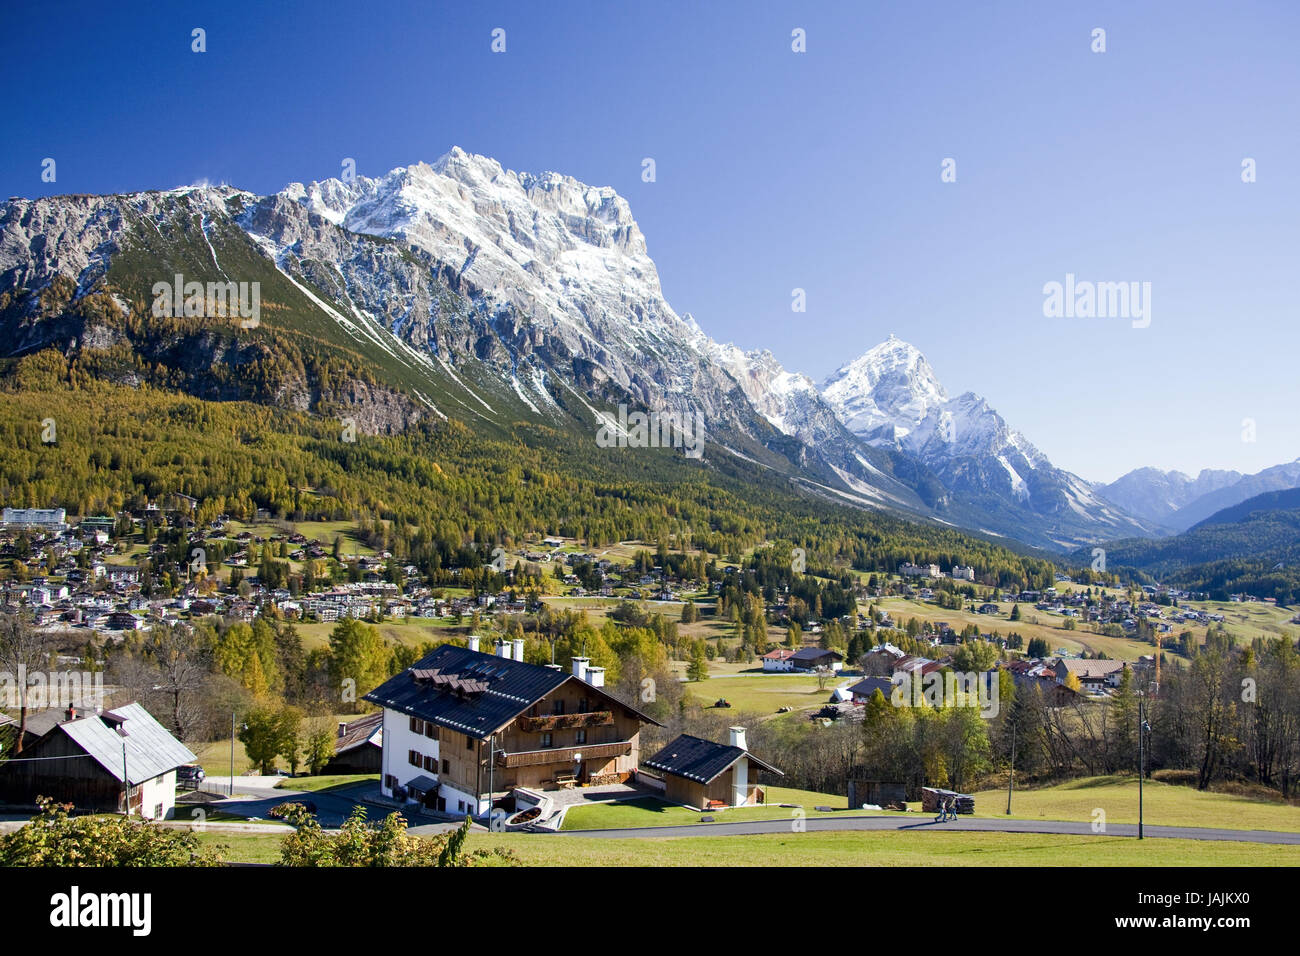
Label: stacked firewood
xmin=921 ymin=787 xmax=975 ymax=814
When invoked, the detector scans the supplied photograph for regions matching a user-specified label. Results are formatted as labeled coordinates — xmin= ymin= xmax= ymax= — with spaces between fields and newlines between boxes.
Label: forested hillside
xmin=1079 ymin=489 xmax=1300 ymax=603
xmin=0 ymin=346 xmax=1057 ymax=587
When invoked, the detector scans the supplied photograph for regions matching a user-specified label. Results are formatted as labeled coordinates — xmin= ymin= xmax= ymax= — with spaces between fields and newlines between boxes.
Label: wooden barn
xmin=643 ymin=727 xmax=781 ymax=810
xmin=0 ymin=702 xmax=196 ymax=819
xmin=321 ymin=712 xmax=383 ymax=774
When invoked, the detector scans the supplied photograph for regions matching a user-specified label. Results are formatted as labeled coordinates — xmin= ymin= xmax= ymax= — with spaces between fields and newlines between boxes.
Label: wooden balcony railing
xmin=516 ymin=711 xmax=614 ymax=732
xmin=495 ymin=740 xmax=633 ymax=768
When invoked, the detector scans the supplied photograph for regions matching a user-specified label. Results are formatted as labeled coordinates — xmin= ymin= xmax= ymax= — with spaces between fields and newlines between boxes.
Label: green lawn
xmin=971 ymin=775 xmax=1300 ymax=833
xmin=560 ymin=776 xmax=1300 ymax=835
xmin=294 ymin=619 xmax=467 ymax=652
xmin=681 ymin=672 xmax=835 ymax=714
xmin=191 ymin=738 xmax=254 ymax=776
xmin=195 ymin=832 xmax=284 ymax=865
xmin=484 ymin=830 xmax=1300 ymax=866
xmin=274 ymin=774 xmax=379 ymax=793
xmin=561 ymin=786 xmax=851 ymax=831
xmin=196 ymin=828 xmax=1300 ymax=866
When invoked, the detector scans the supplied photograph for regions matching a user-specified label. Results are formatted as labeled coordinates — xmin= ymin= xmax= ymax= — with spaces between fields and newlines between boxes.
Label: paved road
xmin=556 ymin=813 xmax=1300 ymax=845
xmin=194 ymin=780 xmax=398 ymax=829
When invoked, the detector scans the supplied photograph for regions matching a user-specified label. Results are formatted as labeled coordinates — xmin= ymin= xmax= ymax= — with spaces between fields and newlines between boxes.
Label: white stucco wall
xmin=379 ymin=708 xmax=442 ymax=795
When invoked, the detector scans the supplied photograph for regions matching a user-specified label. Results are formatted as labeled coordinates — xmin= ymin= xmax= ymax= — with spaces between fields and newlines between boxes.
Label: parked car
xmin=176 ymin=764 xmax=205 ymax=788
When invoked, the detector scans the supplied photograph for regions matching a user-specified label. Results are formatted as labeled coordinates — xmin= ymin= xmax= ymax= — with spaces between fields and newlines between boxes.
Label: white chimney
xmin=571 ymin=656 xmax=589 ymax=681
xmin=495 ymin=638 xmax=508 ymax=658
xmin=729 ymin=726 xmax=747 ymax=751
xmin=585 ymin=665 xmax=605 ymax=688
xmin=512 ymin=638 xmax=525 ymax=662
xmin=468 ymin=634 xmax=480 ymax=653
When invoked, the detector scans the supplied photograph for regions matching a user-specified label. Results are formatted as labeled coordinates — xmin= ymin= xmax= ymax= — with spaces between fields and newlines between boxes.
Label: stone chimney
xmin=729 ymin=726 xmax=747 ymax=751
xmin=571 ymin=656 xmax=589 ymax=681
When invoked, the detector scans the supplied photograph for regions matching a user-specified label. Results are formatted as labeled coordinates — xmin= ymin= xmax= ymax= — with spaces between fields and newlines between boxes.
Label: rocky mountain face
xmin=1097 ymin=461 xmax=1300 ymax=531
xmin=821 ymin=335 xmax=948 ymax=445
xmin=1165 ymin=461 xmax=1300 ymax=531
xmin=819 ymin=336 xmax=1159 ymax=548
xmin=0 ymin=147 xmax=1161 ymax=551
xmin=1096 ymin=467 xmax=1243 ymax=527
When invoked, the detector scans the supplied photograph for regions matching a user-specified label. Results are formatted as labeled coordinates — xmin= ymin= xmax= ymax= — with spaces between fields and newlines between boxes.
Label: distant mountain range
xmin=1096 ymin=460 xmax=1300 ymax=531
xmin=0 ymin=147 xmax=1246 ymax=554
xmin=1076 ymin=488 xmax=1300 ymax=600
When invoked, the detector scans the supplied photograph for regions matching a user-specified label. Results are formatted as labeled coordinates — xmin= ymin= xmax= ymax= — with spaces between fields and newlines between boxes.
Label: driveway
xmin=197 ymin=778 xmax=397 ymax=829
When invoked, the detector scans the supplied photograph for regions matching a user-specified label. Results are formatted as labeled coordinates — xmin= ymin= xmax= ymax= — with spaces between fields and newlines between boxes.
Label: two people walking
xmin=935 ymin=793 xmax=958 ymax=823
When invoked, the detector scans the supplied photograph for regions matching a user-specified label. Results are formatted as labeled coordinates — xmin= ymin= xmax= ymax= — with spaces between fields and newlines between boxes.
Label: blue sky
xmin=3 ymin=0 xmax=1298 ymax=483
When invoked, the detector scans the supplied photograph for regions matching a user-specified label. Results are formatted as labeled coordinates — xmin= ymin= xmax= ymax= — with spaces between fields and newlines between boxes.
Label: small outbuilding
xmin=321 ymin=712 xmax=383 ymax=774
xmin=643 ymin=727 xmax=781 ymax=809
xmin=0 ymin=702 xmax=196 ymax=819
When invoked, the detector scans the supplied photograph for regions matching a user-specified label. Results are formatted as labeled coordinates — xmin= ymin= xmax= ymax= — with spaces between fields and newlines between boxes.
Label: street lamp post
xmin=1006 ymin=719 xmax=1016 ymax=815
xmin=1138 ymin=695 xmax=1151 ymax=840
xmin=229 ymin=711 xmax=236 ymax=797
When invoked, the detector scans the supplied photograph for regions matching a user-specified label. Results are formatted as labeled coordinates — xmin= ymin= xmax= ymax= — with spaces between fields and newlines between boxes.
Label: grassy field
xmin=293 ymin=618 xmax=469 ymax=652
xmin=679 ymin=671 xmax=834 ymax=714
xmin=875 ymin=587 xmax=1298 ymax=665
xmin=876 ymin=596 xmax=1153 ymax=660
xmin=561 ymin=786 xmax=849 ymax=831
xmin=191 ymin=738 xmax=254 ymax=776
xmin=972 ymin=775 xmax=1300 ymax=832
xmin=558 ymin=775 xmax=1300 ymax=835
xmin=194 ymin=828 xmax=1300 ymax=866
xmin=274 ymin=774 xmax=379 ymax=793
xmin=873 ymin=582 xmax=1300 ymax=665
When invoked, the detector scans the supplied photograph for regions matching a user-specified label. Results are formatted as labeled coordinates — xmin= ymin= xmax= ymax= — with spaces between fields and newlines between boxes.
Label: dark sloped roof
xmin=16 ymin=700 xmax=101 ymax=740
xmin=848 ymin=677 xmax=894 ymax=699
xmin=59 ymin=702 xmax=197 ymax=784
xmin=791 ymin=647 xmax=843 ymax=662
xmin=363 ymin=644 xmax=660 ymax=740
xmin=404 ymin=775 xmax=439 ymax=794
xmin=334 ymin=711 xmax=383 ymax=754
xmin=643 ymin=733 xmax=782 ymax=784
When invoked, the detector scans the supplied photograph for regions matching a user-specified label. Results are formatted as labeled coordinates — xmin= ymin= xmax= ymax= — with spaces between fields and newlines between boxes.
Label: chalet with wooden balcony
xmin=363 ymin=636 xmax=660 ymax=819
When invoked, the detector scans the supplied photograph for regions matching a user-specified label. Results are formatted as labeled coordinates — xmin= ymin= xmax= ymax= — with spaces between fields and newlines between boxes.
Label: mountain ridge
xmin=1098 ymin=460 xmax=1300 ymax=530
xmin=0 ymin=147 xmax=1161 ymax=552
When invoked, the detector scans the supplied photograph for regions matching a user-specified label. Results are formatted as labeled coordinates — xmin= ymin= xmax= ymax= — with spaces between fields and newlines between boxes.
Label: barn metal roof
xmin=334 ymin=711 xmax=383 ymax=755
xmin=57 ymin=702 xmax=197 ymax=785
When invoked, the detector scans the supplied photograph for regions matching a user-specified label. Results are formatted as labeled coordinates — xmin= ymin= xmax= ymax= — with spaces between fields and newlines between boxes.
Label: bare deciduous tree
xmin=0 ymin=612 xmax=57 ymax=754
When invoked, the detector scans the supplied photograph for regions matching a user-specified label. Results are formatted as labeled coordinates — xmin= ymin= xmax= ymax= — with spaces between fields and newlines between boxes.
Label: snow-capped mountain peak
xmin=820 ymin=334 xmax=948 ymax=443
xmin=0 ymin=149 xmax=1158 ymax=551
